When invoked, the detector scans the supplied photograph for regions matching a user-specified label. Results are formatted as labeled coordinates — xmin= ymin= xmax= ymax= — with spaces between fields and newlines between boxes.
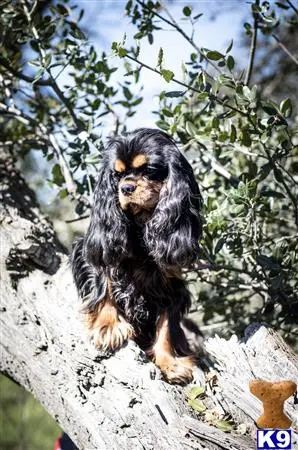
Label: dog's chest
xmin=109 ymin=261 xmax=189 ymax=323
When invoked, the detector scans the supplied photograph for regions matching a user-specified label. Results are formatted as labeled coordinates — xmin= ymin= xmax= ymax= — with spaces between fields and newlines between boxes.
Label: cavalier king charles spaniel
xmin=71 ymin=128 xmax=203 ymax=384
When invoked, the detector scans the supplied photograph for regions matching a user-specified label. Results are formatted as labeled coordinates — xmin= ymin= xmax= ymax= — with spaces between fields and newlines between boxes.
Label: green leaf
xmin=214 ymin=420 xmax=233 ymax=432
xmin=51 ymin=164 xmax=65 ymax=186
xmin=118 ymin=47 xmax=127 ymax=58
xmin=123 ymin=86 xmax=133 ymax=100
xmin=197 ymin=92 xmax=209 ymax=100
xmin=161 ymin=69 xmax=174 ymax=83
xmin=206 ymin=51 xmax=224 ymax=61
xmin=227 ymin=55 xmax=235 ymax=71
xmin=148 ymin=33 xmax=153 ymax=44
xmin=188 ymin=399 xmax=206 ymax=413
xmin=30 ymin=40 xmax=39 ymax=52
xmin=258 ymin=163 xmax=271 ymax=181
xmin=43 ymin=53 xmax=52 ymax=68
xmin=69 ymin=23 xmax=86 ymax=40
xmin=33 ymin=68 xmax=45 ymax=84
xmin=243 ymin=86 xmax=251 ymax=100
xmin=59 ymin=188 xmax=68 ymax=199
xmin=157 ymin=47 xmax=163 ymax=68
xmin=56 ymin=3 xmax=69 ymax=15
xmin=126 ymin=0 xmax=133 ymax=13
xmin=275 ymin=2 xmax=289 ymax=9
xmin=164 ymin=91 xmax=185 ymax=98
xmin=183 ymin=6 xmax=192 ymax=16
xmin=28 ymin=59 xmax=41 ymax=67
xmin=214 ymin=238 xmax=225 ymax=254
xmin=134 ymin=31 xmax=144 ymax=40
xmin=261 ymin=190 xmax=285 ymax=199
xmin=187 ymin=386 xmax=205 ymax=400
xmin=261 ymin=101 xmax=278 ymax=116
xmin=198 ymin=71 xmax=206 ymax=87
xmin=240 ymin=129 xmax=252 ymax=147
xmin=273 ymin=168 xmax=283 ymax=183
xmin=230 ymin=124 xmax=237 ymax=143
xmin=162 ymin=108 xmax=173 ymax=117
xmin=186 ymin=121 xmax=197 ymax=136
xmin=212 ymin=117 xmax=219 ymax=129
xmin=226 ymin=39 xmax=233 ymax=53
xmin=156 ymin=120 xmax=170 ymax=131
xmin=280 ymin=98 xmax=292 ymax=118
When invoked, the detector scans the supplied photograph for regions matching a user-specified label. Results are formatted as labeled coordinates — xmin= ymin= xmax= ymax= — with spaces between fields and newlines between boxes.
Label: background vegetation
xmin=0 ymin=0 xmax=297 ymax=448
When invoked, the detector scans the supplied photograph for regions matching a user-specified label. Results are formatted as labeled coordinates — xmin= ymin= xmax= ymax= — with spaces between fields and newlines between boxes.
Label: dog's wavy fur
xmin=71 ymin=128 xmax=203 ymax=383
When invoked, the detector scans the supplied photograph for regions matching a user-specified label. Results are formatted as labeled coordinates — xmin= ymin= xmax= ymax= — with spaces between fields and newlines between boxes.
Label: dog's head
xmin=85 ymin=128 xmax=203 ymax=268
xmin=109 ymin=129 xmax=169 ymax=218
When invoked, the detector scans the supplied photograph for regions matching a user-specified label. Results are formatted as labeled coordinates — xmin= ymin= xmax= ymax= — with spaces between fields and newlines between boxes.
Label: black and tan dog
xmin=71 ymin=128 xmax=203 ymax=384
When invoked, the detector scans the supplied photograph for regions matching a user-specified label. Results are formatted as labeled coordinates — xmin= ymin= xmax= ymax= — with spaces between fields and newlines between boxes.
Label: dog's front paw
xmin=86 ymin=305 xmax=134 ymax=351
xmin=90 ymin=316 xmax=134 ymax=351
xmin=96 ymin=317 xmax=134 ymax=351
xmin=152 ymin=353 xmax=195 ymax=385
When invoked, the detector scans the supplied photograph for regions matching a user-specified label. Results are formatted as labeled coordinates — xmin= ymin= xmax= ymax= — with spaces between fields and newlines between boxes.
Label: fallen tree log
xmin=0 ymin=146 xmax=297 ymax=450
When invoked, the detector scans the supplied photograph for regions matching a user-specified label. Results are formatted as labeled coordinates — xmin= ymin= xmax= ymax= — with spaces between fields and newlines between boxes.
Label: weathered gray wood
xmin=1 ymin=146 xmax=297 ymax=450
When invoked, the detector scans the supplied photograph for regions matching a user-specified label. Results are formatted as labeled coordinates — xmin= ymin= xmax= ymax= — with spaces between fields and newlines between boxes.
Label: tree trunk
xmin=0 ymin=145 xmax=297 ymax=450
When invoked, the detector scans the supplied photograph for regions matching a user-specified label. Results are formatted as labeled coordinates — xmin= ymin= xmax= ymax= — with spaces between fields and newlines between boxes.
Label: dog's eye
xmin=143 ymin=166 xmax=168 ymax=181
xmin=113 ymin=171 xmax=123 ymax=180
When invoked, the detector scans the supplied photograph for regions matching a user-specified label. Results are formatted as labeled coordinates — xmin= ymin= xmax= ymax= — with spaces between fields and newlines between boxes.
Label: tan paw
xmin=154 ymin=353 xmax=195 ymax=385
xmin=90 ymin=316 xmax=134 ymax=351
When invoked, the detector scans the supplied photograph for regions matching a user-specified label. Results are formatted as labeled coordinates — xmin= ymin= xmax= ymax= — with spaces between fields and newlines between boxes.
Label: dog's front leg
xmin=147 ymin=311 xmax=195 ymax=384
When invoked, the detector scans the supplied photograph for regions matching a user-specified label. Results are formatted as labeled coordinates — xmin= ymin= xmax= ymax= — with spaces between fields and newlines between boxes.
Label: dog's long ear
xmin=145 ymin=150 xmax=203 ymax=268
xmin=84 ymin=158 xmax=131 ymax=268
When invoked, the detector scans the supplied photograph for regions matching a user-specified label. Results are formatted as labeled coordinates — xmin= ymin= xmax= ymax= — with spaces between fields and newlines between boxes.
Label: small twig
xmin=66 ymin=215 xmax=89 ymax=223
xmin=190 ymin=140 xmax=240 ymax=185
xmin=136 ymin=0 xmax=219 ymax=75
xmin=0 ymin=57 xmax=50 ymax=86
xmin=285 ymin=0 xmax=298 ymax=15
xmin=48 ymin=134 xmax=77 ymax=194
xmin=124 ymin=54 xmax=247 ymax=117
xmin=1 ymin=57 xmax=83 ymax=130
xmin=48 ymin=75 xmax=83 ymax=130
xmin=263 ymin=145 xmax=298 ymax=227
xmin=244 ymin=14 xmax=258 ymax=86
xmin=272 ymin=33 xmax=298 ymax=66
xmin=0 ymin=101 xmax=36 ymax=126
xmin=0 ymin=100 xmax=77 ymax=195
xmin=20 ymin=0 xmax=84 ymax=131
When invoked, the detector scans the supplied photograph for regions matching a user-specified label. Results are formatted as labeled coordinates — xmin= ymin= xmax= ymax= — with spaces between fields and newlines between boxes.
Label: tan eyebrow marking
xmin=131 ymin=154 xmax=148 ymax=169
xmin=114 ymin=159 xmax=126 ymax=173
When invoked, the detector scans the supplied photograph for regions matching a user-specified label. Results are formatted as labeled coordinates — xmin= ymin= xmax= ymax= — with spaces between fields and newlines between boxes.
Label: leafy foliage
xmin=0 ymin=0 xmax=297 ymax=346
xmin=0 ymin=0 xmax=143 ymax=215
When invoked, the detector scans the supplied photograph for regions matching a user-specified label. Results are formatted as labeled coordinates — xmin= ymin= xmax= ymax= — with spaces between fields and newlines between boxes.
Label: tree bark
xmin=0 ymin=145 xmax=297 ymax=449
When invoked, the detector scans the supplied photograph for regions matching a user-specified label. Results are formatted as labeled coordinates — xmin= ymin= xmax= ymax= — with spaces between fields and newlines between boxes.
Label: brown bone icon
xmin=249 ymin=379 xmax=297 ymax=429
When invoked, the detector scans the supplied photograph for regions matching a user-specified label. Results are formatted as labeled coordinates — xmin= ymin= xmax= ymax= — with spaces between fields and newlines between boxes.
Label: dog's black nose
xmin=121 ymin=183 xmax=136 ymax=195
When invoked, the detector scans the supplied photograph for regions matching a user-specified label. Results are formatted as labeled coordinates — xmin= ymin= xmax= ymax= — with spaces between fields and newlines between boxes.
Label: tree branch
xmin=263 ymin=145 xmax=298 ymax=227
xmin=285 ymin=0 xmax=298 ymax=15
xmin=244 ymin=15 xmax=258 ymax=86
xmin=272 ymin=33 xmax=298 ymax=66
xmin=136 ymin=0 xmax=219 ymax=76
xmin=124 ymin=54 xmax=247 ymax=117
xmin=0 ymin=101 xmax=77 ymax=194
xmin=0 ymin=57 xmax=50 ymax=86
